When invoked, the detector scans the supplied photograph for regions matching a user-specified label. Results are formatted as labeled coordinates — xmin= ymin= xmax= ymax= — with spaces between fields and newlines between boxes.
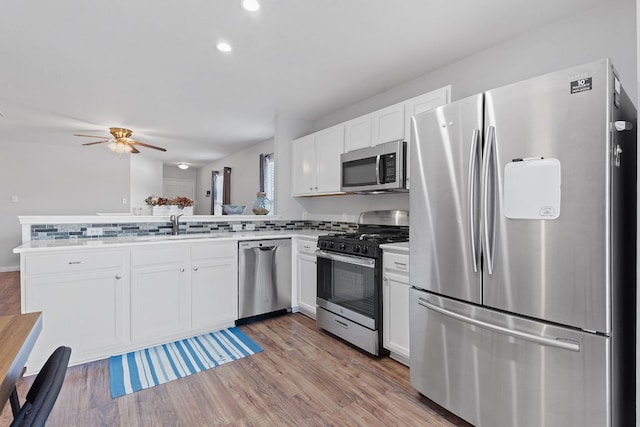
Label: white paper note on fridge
xmin=503 ymin=157 xmax=561 ymax=220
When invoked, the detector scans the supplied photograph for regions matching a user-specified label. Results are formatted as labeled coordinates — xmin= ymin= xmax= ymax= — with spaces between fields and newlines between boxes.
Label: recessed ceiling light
xmin=216 ymin=42 xmax=232 ymax=53
xmin=177 ymin=163 xmax=190 ymax=170
xmin=241 ymin=0 xmax=260 ymax=12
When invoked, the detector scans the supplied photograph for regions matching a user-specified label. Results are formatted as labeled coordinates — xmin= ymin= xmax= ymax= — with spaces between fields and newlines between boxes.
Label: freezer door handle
xmin=417 ymin=297 xmax=581 ymax=352
xmin=481 ymin=125 xmax=495 ymax=274
xmin=467 ymin=128 xmax=480 ymax=273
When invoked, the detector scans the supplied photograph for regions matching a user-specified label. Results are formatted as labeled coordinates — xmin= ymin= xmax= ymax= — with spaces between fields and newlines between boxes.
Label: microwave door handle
xmin=375 ymin=155 xmax=382 ymax=185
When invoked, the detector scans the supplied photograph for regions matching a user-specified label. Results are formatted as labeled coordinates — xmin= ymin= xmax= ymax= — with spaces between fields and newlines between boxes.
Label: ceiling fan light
xmin=109 ymin=141 xmax=132 ymax=154
xmin=178 ymin=163 xmax=190 ymax=170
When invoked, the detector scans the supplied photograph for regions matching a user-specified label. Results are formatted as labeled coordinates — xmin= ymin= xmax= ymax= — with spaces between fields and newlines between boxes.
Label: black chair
xmin=10 ymin=346 xmax=72 ymax=427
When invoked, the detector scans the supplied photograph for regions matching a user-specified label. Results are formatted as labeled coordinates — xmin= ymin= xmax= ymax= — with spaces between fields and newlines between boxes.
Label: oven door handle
xmin=315 ymin=250 xmax=376 ymax=268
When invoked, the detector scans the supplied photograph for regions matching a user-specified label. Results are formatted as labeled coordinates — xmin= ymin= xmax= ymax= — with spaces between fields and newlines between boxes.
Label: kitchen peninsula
xmin=14 ymin=215 xmax=352 ymax=373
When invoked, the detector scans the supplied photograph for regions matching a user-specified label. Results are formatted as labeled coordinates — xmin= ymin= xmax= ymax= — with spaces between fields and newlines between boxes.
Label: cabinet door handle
xmin=193 ymin=266 xmax=198 ymax=271
xmin=180 ymin=267 xmax=185 ymax=272
xmin=394 ymin=262 xmax=407 ymax=269
xmin=68 ymin=261 xmax=85 ymax=265
xmin=115 ymin=274 xmax=122 ymax=280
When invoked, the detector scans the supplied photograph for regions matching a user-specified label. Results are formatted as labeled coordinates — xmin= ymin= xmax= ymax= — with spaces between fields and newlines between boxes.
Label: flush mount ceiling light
xmin=177 ymin=163 xmax=190 ymax=170
xmin=216 ymin=42 xmax=232 ymax=52
xmin=241 ymin=0 xmax=260 ymax=12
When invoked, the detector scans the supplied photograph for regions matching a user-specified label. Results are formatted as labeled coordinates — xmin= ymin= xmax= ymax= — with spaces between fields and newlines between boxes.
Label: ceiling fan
xmin=74 ymin=127 xmax=167 ymax=154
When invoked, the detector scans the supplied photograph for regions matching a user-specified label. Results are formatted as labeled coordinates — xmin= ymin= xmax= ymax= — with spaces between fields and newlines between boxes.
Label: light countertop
xmin=14 ymin=230 xmax=324 ymax=254
xmin=380 ymin=241 xmax=410 ymax=253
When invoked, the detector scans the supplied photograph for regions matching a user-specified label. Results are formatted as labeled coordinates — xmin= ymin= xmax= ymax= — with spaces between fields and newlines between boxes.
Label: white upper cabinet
xmin=291 ymin=124 xmax=345 ymax=196
xmin=344 ymin=116 xmax=373 ymax=152
xmin=314 ymin=125 xmax=344 ymax=194
xmin=372 ymin=102 xmax=405 ymax=145
xmin=291 ymin=85 xmax=451 ymax=196
xmin=291 ymin=135 xmax=316 ymax=196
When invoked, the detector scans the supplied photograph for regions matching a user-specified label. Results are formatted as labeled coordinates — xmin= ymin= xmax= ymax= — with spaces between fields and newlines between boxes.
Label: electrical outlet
xmin=122 ymin=198 xmax=128 ymax=205
xmin=232 ymin=224 xmax=243 ymax=231
xmin=86 ymin=227 xmax=103 ymax=236
xmin=11 ymin=195 xmax=18 ymax=203
xmin=245 ymin=223 xmax=256 ymax=231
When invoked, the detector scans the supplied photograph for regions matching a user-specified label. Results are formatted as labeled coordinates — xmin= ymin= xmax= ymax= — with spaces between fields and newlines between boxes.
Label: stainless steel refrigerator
xmin=409 ymin=59 xmax=636 ymax=427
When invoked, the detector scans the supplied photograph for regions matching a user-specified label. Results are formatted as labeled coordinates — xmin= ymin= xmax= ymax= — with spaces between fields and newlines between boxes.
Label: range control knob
xmin=353 ymin=245 xmax=361 ymax=253
xmin=339 ymin=243 xmax=346 ymax=251
xmin=329 ymin=241 xmax=335 ymax=249
xmin=360 ymin=246 xmax=368 ymax=254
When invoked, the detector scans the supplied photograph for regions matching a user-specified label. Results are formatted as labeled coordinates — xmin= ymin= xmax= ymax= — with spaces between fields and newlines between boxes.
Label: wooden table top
xmin=0 ymin=312 xmax=42 ymax=410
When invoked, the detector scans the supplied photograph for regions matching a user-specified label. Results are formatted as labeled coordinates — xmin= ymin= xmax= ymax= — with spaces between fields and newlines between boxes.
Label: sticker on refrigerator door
xmin=570 ymin=77 xmax=592 ymax=94
xmin=503 ymin=158 xmax=561 ymax=220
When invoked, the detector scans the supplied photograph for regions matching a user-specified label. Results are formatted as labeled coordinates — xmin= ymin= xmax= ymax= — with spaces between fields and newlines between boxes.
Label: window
xmin=260 ymin=153 xmax=275 ymax=214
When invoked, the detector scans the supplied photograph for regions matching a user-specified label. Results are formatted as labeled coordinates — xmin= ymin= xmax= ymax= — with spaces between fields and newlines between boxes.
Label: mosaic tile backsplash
xmin=30 ymin=220 xmax=358 ymax=240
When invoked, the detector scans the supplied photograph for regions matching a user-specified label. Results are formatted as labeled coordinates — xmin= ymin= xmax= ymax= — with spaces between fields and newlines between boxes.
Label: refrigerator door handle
xmin=467 ymin=129 xmax=480 ymax=272
xmin=417 ymin=297 xmax=581 ymax=352
xmin=481 ymin=126 xmax=495 ymax=274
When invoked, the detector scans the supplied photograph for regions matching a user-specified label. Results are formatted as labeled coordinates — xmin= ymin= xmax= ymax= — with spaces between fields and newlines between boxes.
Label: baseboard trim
xmin=0 ymin=266 xmax=19 ymax=272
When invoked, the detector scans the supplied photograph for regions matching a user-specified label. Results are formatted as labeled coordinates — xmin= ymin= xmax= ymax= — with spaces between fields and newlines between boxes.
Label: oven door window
xmin=317 ymin=255 xmax=376 ymax=318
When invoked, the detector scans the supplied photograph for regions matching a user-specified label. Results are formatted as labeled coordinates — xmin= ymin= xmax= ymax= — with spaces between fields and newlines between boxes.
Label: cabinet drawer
xmin=297 ymin=238 xmax=318 ymax=255
xmin=383 ymin=252 xmax=409 ymax=273
xmin=25 ymin=250 xmax=123 ymax=275
xmin=190 ymin=241 xmax=236 ymax=261
xmin=131 ymin=246 xmax=188 ymax=266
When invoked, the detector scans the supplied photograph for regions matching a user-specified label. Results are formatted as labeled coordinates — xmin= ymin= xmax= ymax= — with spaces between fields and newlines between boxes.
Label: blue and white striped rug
xmin=109 ymin=327 xmax=263 ymax=398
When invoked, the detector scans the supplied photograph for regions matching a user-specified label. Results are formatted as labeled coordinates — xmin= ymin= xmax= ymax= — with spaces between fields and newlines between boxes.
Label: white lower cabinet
xmin=130 ymin=245 xmax=190 ymax=342
xmin=190 ymin=242 xmax=238 ymax=329
xmin=295 ymin=237 xmax=317 ymax=318
xmin=22 ymin=249 xmax=128 ymax=370
xmin=131 ymin=241 xmax=238 ymax=345
xmin=21 ymin=240 xmax=238 ymax=371
xmin=382 ymin=248 xmax=410 ymax=365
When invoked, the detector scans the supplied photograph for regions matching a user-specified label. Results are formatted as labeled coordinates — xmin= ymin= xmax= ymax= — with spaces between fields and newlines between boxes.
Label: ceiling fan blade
xmin=74 ymin=133 xmax=111 ymax=138
xmin=130 ymin=146 xmax=140 ymax=154
xmin=81 ymin=139 xmax=111 ymax=146
xmin=130 ymin=140 xmax=167 ymax=152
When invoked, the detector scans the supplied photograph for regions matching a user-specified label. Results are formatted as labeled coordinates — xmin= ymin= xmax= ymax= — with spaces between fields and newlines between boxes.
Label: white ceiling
xmin=0 ymin=0 xmax=609 ymax=167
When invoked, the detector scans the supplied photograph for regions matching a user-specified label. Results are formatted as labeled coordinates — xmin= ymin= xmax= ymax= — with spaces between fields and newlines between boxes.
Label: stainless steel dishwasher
xmin=237 ymin=238 xmax=292 ymax=323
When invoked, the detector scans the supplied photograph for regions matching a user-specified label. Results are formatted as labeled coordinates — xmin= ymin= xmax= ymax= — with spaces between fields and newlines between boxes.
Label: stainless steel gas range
xmin=315 ymin=210 xmax=409 ymax=356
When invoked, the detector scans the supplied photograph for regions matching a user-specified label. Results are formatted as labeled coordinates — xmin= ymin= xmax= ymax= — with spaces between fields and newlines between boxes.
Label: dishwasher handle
xmin=239 ymin=239 xmax=292 ymax=250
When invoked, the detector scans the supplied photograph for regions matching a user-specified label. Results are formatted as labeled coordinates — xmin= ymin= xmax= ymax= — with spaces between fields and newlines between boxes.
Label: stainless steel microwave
xmin=340 ymin=140 xmax=407 ymax=193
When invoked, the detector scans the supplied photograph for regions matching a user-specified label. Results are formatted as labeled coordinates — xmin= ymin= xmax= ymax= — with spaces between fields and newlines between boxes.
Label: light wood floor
xmin=0 ymin=272 xmax=471 ymax=426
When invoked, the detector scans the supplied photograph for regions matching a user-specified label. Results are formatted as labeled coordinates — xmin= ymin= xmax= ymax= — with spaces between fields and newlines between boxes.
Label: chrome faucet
xmin=170 ymin=214 xmax=184 ymax=235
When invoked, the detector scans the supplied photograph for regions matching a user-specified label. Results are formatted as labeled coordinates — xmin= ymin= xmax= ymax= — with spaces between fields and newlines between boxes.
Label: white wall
xmin=195 ymin=138 xmax=275 ymax=215
xmin=296 ymin=0 xmax=636 ymax=221
xmin=163 ymin=164 xmax=197 ymax=181
xmin=273 ymin=115 xmax=312 ymax=219
xmin=315 ymin=0 xmax=636 ymax=132
xmin=0 ymin=143 xmax=130 ymax=270
xmin=130 ymin=156 xmax=163 ymax=214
